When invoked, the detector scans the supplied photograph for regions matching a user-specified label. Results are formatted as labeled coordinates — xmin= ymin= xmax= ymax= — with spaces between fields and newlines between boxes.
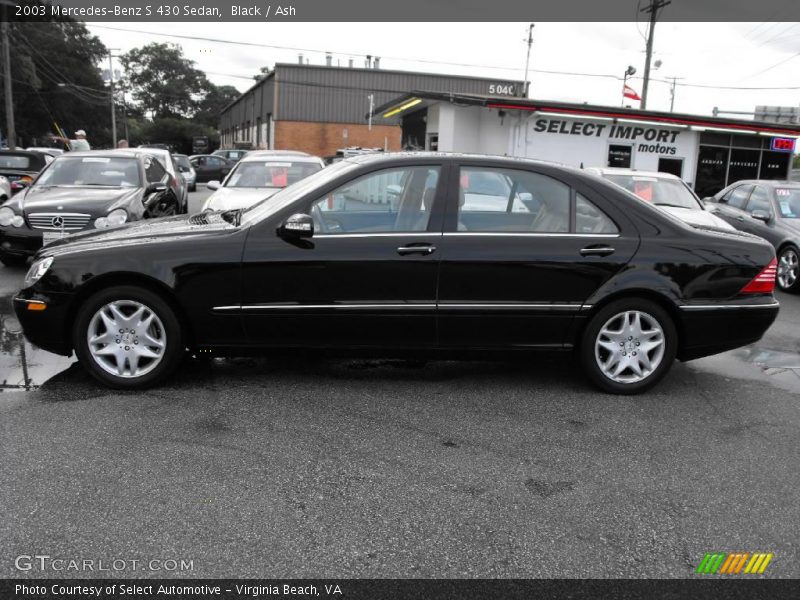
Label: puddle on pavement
xmin=0 ymin=294 xmax=76 ymax=393
xmin=689 ymin=345 xmax=800 ymax=393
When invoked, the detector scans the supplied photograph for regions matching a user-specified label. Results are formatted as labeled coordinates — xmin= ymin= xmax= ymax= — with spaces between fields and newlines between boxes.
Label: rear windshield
xmin=35 ymin=156 xmax=141 ymax=188
xmin=776 ymin=187 xmax=800 ymax=218
xmin=0 ymin=155 xmax=31 ymax=169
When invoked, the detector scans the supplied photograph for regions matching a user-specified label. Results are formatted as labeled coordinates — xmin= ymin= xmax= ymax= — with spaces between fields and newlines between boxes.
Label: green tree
xmin=119 ymin=43 xmax=206 ymax=119
xmin=194 ymin=83 xmax=240 ymax=128
xmin=138 ymin=117 xmax=218 ymax=155
xmin=0 ymin=2 xmax=110 ymax=147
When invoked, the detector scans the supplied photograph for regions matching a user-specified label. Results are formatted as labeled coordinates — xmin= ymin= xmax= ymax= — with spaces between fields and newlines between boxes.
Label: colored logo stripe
xmin=696 ymin=552 xmax=773 ymax=574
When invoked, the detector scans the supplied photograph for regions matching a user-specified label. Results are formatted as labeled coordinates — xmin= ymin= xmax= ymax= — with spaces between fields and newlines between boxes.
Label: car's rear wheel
xmin=580 ymin=298 xmax=677 ymax=394
xmin=74 ymin=286 xmax=184 ymax=389
xmin=777 ymin=245 xmax=800 ymax=293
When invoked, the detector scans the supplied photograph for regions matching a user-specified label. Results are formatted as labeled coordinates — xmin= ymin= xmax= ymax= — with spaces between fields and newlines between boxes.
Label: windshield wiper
xmin=220 ymin=209 xmax=242 ymax=226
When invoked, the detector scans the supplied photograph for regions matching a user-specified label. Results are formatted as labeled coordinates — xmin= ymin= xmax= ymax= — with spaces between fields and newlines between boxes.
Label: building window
xmin=608 ymin=144 xmax=632 ymax=168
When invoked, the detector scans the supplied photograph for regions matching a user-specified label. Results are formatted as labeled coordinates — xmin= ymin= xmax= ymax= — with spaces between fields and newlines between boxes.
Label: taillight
xmin=740 ymin=258 xmax=777 ymax=294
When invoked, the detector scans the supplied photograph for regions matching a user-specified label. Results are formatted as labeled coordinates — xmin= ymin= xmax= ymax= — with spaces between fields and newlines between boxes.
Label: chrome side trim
xmin=214 ymin=302 xmax=590 ymax=312
xmin=443 ymin=232 xmax=620 ymax=238
xmin=313 ymin=233 xmax=443 ymax=239
xmin=679 ymin=302 xmax=780 ymax=311
xmin=439 ymin=303 xmax=582 ymax=311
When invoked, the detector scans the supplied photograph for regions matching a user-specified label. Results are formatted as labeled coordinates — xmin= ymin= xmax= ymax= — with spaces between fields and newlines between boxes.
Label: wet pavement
xmin=1 ymin=262 xmax=799 ymax=578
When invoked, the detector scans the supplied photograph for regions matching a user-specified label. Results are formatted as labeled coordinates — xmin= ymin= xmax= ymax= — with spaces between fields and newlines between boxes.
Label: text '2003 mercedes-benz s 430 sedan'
xmin=13 ymin=153 xmax=780 ymax=394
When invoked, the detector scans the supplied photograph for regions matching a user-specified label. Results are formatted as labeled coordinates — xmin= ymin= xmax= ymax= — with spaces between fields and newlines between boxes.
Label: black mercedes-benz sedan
xmin=704 ymin=180 xmax=800 ymax=293
xmin=0 ymin=151 xmax=180 ymax=266
xmin=13 ymin=153 xmax=779 ymax=394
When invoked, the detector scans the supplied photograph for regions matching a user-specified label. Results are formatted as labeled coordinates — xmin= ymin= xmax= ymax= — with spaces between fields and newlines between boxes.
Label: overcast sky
xmin=88 ymin=22 xmax=800 ymax=118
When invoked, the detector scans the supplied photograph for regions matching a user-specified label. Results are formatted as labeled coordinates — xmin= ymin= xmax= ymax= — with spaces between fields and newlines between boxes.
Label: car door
xmin=191 ymin=156 xmax=211 ymax=182
xmin=239 ymin=162 xmax=447 ymax=348
xmin=207 ymin=156 xmax=231 ymax=181
xmin=436 ymin=162 xmax=639 ymax=348
xmin=710 ymin=184 xmax=754 ymax=229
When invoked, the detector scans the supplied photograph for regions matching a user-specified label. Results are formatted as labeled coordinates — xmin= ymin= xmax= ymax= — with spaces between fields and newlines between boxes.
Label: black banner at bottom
xmin=2 ymin=579 xmax=800 ymax=600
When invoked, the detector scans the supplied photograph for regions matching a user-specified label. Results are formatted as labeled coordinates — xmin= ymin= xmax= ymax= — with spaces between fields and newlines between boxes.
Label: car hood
xmin=36 ymin=212 xmax=238 ymax=259
xmin=660 ymin=206 xmax=735 ymax=231
xmin=20 ymin=185 xmax=141 ymax=215
xmin=203 ymin=187 xmax=280 ymax=211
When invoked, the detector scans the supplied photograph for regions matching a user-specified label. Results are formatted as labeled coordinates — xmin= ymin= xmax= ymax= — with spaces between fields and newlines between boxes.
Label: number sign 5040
xmin=489 ymin=84 xmax=516 ymax=96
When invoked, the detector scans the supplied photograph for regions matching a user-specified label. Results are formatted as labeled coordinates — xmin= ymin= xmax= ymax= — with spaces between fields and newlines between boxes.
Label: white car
xmin=585 ymin=167 xmax=735 ymax=231
xmin=0 ymin=175 xmax=10 ymax=203
xmin=202 ymin=151 xmax=325 ymax=212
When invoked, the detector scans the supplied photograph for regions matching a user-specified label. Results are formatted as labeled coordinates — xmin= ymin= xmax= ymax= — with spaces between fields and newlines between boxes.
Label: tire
xmin=73 ymin=285 xmax=184 ymax=389
xmin=580 ymin=298 xmax=677 ymax=395
xmin=0 ymin=254 xmax=27 ymax=268
xmin=189 ymin=184 xmax=196 ymax=193
xmin=776 ymin=245 xmax=800 ymax=293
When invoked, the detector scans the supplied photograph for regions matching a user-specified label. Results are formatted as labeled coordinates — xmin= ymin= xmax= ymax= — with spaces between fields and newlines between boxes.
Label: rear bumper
xmin=678 ymin=300 xmax=779 ymax=361
xmin=13 ymin=290 xmax=75 ymax=356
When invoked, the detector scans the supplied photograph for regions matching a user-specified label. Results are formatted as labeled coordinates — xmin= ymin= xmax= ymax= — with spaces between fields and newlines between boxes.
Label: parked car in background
xmin=138 ymin=143 xmax=171 ymax=151
xmin=201 ymin=151 xmax=325 ymax=212
xmin=124 ymin=148 xmax=188 ymax=213
xmin=0 ymin=175 xmax=11 ymax=203
xmin=0 ymin=151 xmax=179 ymax=266
xmin=705 ymin=180 xmax=800 ymax=293
xmin=192 ymin=136 xmax=209 ymax=155
xmin=26 ymin=147 xmax=65 ymax=158
xmin=212 ymin=148 xmax=249 ymax=163
xmin=14 ymin=153 xmax=778 ymax=394
xmin=190 ymin=154 xmax=234 ymax=183
xmin=173 ymin=154 xmax=196 ymax=192
xmin=586 ymin=168 xmax=735 ymax=232
xmin=0 ymin=150 xmax=53 ymax=195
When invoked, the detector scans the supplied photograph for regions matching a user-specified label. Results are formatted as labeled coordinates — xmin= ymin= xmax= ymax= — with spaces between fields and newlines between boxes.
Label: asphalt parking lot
xmin=1 ymin=195 xmax=799 ymax=578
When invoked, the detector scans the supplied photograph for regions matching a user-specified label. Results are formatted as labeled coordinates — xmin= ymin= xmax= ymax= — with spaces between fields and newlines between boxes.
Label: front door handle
xmin=580 ymin=245 xmax=615 ymax=257
xmin=736 ymin=215 xmax=745 ymax=222
xmin=397 ymin=244 xmax=437 ymax=256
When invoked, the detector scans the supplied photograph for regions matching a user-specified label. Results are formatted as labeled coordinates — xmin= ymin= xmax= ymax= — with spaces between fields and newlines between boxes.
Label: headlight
xmin=95 ymin=209 xmax=127 ymax=229
xmin=24 ymin=256 xmax=53 ymax=288
xmin=0 ymin=206 xmax=14 ymax=226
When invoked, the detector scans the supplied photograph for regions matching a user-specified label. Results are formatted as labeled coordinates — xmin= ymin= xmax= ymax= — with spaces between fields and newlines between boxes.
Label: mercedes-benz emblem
xmin=51 ymin=216 xmax=64 ymax=228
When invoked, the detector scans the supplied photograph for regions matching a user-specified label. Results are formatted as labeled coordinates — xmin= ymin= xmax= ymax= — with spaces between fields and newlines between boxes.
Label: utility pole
xmin=522 ymin=24 xmax=535 ymax=98
xmin=1 ymin=4 xmax=16 ymax=149
xmin=668 ymin=76 xmax=685 ymax=112
xmin=107 ymin=50 xmax=119 ymax=147
xmin=367 ymin=93 xmax=374 ymax=131
xmin=640 ymin=0 xmax=670 ymax=110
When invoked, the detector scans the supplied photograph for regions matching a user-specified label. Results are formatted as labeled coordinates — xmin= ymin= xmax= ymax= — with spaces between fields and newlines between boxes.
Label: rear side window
xmin=724 ymin=185 xmax=752 ymax=209
xmin=747 ymin=186 xmax=771 ymax=214
xmin=456 ymin=167 xmax=617 ymax=234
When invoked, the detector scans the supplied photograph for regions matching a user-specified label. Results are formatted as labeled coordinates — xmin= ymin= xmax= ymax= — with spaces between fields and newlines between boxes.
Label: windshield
xmin=0 ymin=155 xmax=31 ymax=169
xmin=174 ymin=155 xmax=191 ymax=169
xmin=34 ymin=156 xmax=141 ymax=188
xmin=776 ymin=187 xmax=800 ymax=219
xmin=225 ymin=160 xmax=323 ymax=189
xmin=241 ymin=159 xmax=355 ymax=223
xmin=605 ymin=174 xmax=702 ymax=210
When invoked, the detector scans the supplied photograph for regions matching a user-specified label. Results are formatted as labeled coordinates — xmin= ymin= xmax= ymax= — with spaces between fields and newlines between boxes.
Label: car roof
xmin=245 ymin=150 xmax=310 ymax=157
xmin=339 ymin=151 xmax=567 ymax=170
xmin=241 ymin=152 xmax=322 ymax=163
xmin=586 ymin=167 xmax=682 ymax=180
xmin=62 ymin=150 xmax=143 ymax=159
xmin=726 ymin=179 xmax=800 ymax=187
xmin=0 ymin=149 xmax=50 ymax=157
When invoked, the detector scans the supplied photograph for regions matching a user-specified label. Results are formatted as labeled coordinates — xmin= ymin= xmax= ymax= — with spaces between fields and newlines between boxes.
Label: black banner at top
xmin=7 ymin=0 xmax=800 ymax=22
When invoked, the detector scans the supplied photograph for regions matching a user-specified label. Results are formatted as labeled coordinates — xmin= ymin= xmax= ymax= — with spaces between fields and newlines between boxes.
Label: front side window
xmin=457 ymin=167 xmax=570 ymax=232
xmin=724 ymin=185 xmax=752 ymax=209
xmin=747 ymin=186 xmax=772 ymax=214
xmin=144 ymin=157 xmax=167 ymax=184
xmin=310 ymin=166 xmax=440 ymax=234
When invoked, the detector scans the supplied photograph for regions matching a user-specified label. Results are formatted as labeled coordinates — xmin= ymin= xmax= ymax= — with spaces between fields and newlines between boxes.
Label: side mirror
xmin=145 ymin=182 xmax=167 ymax=194
xmin=751 ymin=209 xmax=771 ymax=223
xmin=207 ymin=180 xmax=221 ymax=191
xmin=278 ymin=213 xmax=314 ymax=239
xmin=386 ymin=184 xmax=402 ymax=197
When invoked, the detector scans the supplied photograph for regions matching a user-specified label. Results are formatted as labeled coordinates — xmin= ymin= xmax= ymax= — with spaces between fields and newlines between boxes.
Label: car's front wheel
xmin=580 ymin=298 xmax=677 ymax=394
xmin=777 ymin=245 xmax=800 ymax=293
xmin=74 ymin=286 xmax=184 ymax=389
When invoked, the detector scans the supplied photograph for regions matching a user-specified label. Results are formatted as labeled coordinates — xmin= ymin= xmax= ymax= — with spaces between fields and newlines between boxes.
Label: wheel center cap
xmin=624 ymin=340 xmax=637 ymax=352
xmin=121 ymin=332 xmax=134 ymax=344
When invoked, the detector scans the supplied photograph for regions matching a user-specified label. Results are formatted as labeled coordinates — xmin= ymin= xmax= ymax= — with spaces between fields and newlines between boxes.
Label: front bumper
xmin=13 ymin=289 xmax=75 ymax=356
xmin=0 ymin=226 xmax=44 ymax=259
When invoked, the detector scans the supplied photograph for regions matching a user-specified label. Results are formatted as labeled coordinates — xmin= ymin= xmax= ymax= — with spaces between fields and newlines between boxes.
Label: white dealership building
xmin=377 ymin=92 xmax=800 ymax=197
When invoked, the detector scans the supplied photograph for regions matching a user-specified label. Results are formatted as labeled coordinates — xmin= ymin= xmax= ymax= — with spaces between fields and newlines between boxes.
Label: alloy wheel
xmin=87 ymin=300 xmax=167 ymax=378
xmin=594 ymin=310 xmax=665 ymax=384
xmin=778 ymin=248 xmax=798 ymax=290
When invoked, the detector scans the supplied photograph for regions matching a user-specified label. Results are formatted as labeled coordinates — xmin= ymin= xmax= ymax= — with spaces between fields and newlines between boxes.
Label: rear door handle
xmin=580 ymin=245 xmax=615 ymax=257
xmin=397 ymin=244 xmax=437 ymax=256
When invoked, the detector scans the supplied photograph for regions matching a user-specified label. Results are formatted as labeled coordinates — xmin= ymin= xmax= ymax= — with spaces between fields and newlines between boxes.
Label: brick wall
xmin=274 ymin=121 xmax=402 ymax=157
